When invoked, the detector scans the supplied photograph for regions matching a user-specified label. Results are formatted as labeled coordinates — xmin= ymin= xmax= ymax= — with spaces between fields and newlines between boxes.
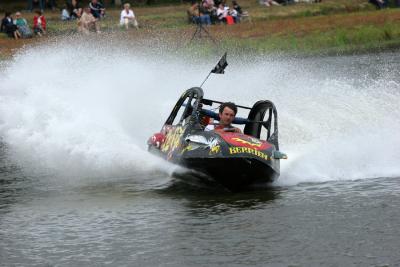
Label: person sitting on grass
xmin=369 ymin=0 xmax=388 ymax=9
xmin=232 ymin=0 xmax=243 ymax=15
xmin=229 ymin=7 xmax=238 ymax=23
xmin=200 ymin=0 xmax=217 ymax=24
xmin=216 ymin=3 xmax=235 ymax=24
xmin=187 ymin=1 xmax=211 ymax=25
xmin=67 ymin=0 xmax=83 ymax=20
xmin=216 ymin=3 xmax=228 ymax=23
xmin=78 ymin=7 xmax=100 ymax=34
xmin=1 ymin=12 xmax=21 ymax=40
xmin=120 ymin=3 xmax=139 ymax=30
xmin=14 ymin=12 xmax=33 ymax=38
xmin=89 ymin=0 xmax=106 ymax=19
xmin=61 ymin=5 xmax=71 ymax=21
xmin=33 ymin=10 xmax=46 ymax=36
xmin=260 ymin=0 xmax=281 ymax=7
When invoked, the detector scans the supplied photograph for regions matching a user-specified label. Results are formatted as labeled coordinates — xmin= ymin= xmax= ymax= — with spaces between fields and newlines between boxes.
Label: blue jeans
xmin=28 ymin=0 xmax=44 ymax=11
xmin=193 ymin=15 xmax=211 ymax=25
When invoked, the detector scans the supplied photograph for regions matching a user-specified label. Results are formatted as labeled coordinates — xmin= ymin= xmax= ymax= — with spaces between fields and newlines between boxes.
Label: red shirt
xmin=33 ymin=15 xmax=46 ymax=30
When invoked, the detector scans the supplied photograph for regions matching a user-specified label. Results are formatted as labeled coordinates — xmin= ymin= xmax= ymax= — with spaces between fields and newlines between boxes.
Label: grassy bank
xmin=1 ymin=0 xmax=400 ymax=57
xmin=218 ymin=8 xmax=400 ymax=55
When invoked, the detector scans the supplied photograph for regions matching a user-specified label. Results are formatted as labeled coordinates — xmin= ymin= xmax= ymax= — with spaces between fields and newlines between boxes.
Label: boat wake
xmin=0 ymin=37 xmax=399 ymax=186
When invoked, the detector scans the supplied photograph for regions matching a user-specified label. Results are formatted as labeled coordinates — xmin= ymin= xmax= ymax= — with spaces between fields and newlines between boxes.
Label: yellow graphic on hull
xmin=209 ymin=145 xmax=220 ymax=155
xmin=161 ymin=126 xmax=184 ymax=153
xmin=229 ymin=147 xmax=270 ymax=160
xmin=231 ymin=137 xmax=262 ymax=148
xmin=181 ymin=145 xmax=193 ymax=154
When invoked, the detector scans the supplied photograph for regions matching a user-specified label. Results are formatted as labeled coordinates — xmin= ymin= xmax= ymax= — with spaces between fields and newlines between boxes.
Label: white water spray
xmin=1 ymin=37 xmax=400 ymax=186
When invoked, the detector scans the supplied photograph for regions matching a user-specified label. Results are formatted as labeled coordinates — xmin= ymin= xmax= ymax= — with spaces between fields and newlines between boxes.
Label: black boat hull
xmin=180 ymin=157 xmax=279 ymax=191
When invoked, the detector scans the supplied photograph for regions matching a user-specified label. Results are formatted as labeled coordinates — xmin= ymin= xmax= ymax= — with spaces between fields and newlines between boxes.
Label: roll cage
xmin=163 ymin=87 xmax=280 ymax=149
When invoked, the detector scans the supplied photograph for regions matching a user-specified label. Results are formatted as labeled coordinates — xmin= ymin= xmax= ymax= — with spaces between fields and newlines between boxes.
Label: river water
xmin=1 ymin=38 xmax=400 ymax=266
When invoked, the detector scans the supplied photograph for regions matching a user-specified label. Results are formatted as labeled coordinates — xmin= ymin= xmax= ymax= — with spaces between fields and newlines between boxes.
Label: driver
xmin=214 ymin=102 xmax=242 ymax=133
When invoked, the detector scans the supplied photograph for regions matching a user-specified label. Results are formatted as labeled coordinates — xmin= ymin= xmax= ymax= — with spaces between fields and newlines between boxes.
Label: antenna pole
xmin=199 ymin=72 xmax=212 ymax=88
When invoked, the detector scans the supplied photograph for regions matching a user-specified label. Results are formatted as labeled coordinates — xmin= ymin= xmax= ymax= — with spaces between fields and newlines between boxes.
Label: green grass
xmin=2 ymin=0 xmax=400 ymax=57
xmin=244 ymin=0 xmax=375 ymax=21
xmin=218 ymin=20 xmax=400 ymax=56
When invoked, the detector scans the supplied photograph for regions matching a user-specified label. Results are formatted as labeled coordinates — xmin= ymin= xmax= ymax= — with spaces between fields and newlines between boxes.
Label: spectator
xmin=67 ymin=0 xmax=82 ymax=19
xmin=229 ymin=7 xmax=238 ymax=23
xmin=14 ymin=12 xmax=33 ymax=38
xmin=369 ymin=0 xmax=388 ymax=9
xmin=78 ymin=7 xmax=100 ymax=34
xmin=61 ymin=5 xmax=71 ymax=21
xmin=260 ymin=0 xmax=281 ymax=6
xmin=28 ymin=0 xmax=44 ymax=12
xmin=1 ymin=12 xmax=21 ymax=39
xmin=232 ymin=0 xmax=243 ymax=15
xmin=201 ymin=0 xmax=217 ymax=24
xmin=205 ymin=0 xmax=215 ymax=7
xmin=216 ymin=3 xmax=228 ymax=23
xmin=120 ymin=3 xmax=139 ymax=29
xmin=89 ymin=0 xmax=105 ymax=19
xmin=187 ymin=1 xmax=211 ymax=25
xmin=33 ymin=10 xmax=46 ymax=36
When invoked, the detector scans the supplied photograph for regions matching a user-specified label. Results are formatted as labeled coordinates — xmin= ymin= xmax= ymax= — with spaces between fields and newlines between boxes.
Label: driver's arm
xmin=234 ymin=127 xmax=242 ymax=134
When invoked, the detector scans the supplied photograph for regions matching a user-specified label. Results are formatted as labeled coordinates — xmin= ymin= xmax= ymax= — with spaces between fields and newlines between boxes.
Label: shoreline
xmin=1 ymin=0 xmax=400 ymax=59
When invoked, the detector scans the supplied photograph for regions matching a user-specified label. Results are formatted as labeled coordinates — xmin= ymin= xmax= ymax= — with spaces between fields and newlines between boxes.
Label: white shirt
xmin=61 ymin=9 xmax=70 ymax=20
xmin=229 ymin=9 xmax=238 ymax=17
xmin=217 ymin=7 xmax=227 ymax=18
xmin=120 ymin=9 xmax=135 ymax=25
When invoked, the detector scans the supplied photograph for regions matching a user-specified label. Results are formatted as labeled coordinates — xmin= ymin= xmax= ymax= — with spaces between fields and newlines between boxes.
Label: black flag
xmin=211 ymin=52 xmax=228 ymax=74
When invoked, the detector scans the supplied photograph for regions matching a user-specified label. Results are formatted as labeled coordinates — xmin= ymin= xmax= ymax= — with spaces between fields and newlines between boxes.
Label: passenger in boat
xmin=214 ymin=102 xmax=242 ymax=133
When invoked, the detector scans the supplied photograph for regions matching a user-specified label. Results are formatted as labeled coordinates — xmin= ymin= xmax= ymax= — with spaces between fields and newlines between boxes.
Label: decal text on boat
xmin=229 ymin=147 xmax=270 ymax=160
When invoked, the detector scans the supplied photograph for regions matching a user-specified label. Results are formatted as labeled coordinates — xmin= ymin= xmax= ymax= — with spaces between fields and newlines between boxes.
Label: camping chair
xmin=240 ymin=11 xmax=251 ymax=23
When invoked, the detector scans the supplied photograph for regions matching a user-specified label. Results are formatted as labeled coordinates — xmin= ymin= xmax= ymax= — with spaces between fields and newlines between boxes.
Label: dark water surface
xmin=1 ymin=46 xmax=400 ymax=266
xmin=1 ymin=155 xmax=399 ymax=266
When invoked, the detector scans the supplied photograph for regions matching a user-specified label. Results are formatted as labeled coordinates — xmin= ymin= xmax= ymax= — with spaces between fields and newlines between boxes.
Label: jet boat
xmin=148 ymin=87 xmax=287 ymax=191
